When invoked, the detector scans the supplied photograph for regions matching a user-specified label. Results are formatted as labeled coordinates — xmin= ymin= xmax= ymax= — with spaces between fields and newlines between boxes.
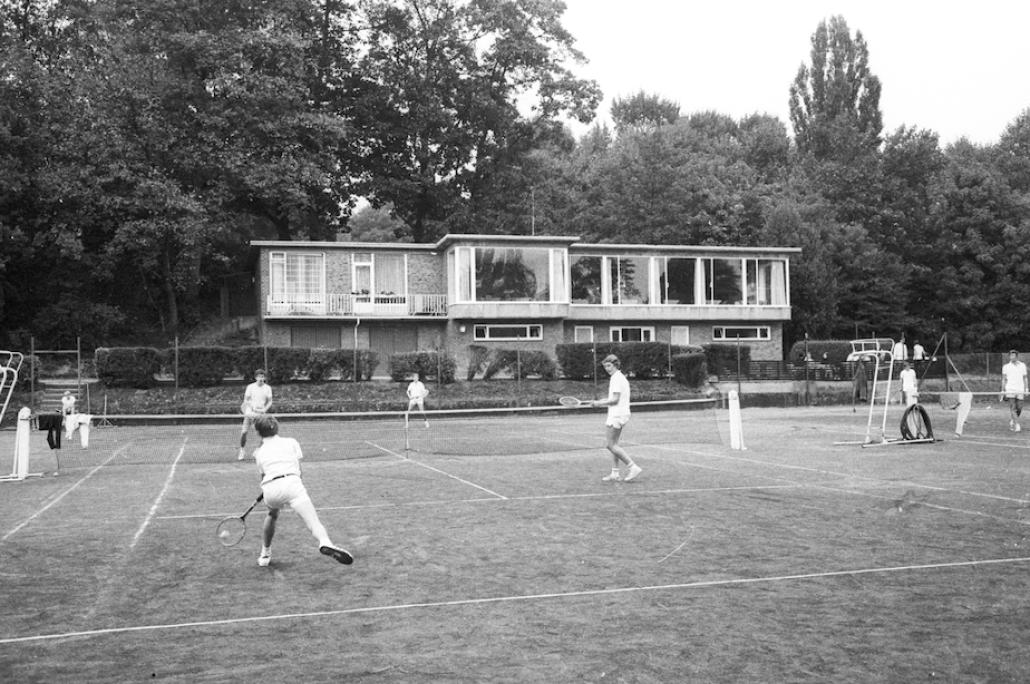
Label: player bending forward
xmin=592 ymin=354 xmax=642 ymax=482
xmin=1001 ymin=350 xmax=1028 ymax=432
xmin=252 ymin=415 xmax=353 ymax=567
xmin=239 ymin=368 xmax=273 ymax=460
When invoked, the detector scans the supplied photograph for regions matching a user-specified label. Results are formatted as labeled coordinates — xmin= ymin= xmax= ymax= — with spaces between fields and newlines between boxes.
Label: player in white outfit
xmin=592 ymin=354 xmax=642 ymax=482
xmin=252 ymin=415 xmax=353 ymax=567
xmin=405 ymin=373 xmax=429 ymax=427
xmin=1001 ymin=350 xmax=1028 ymax=432
xmin=238 ymin=369 xmax=273 ymax=460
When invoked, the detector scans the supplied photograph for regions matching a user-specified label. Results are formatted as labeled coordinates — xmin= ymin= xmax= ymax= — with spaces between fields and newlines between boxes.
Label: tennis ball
xmin=219 ymin=530 xmax=230 ymax=540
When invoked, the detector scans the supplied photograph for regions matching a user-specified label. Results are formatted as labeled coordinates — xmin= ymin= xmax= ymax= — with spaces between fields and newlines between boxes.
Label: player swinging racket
xmin=405 ymin=372 xmax=430 ymax=428
xmin=251 ymin=415 xmax=353 ymax=567
xmin=592 ymin=354 xmax=642 ymax=482
xmin=238 ymin=368 xmax=273 ymax=460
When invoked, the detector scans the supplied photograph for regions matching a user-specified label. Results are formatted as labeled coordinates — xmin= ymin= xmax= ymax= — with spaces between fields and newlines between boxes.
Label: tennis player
xmin=251 ymin=415 xmax=353 ymax=567
xmin=1001 ymin=350 xmax=1028 ymax=432
xmin=592 ymin=354 xmax=642 ymax=482
xmin=238 ymin=368 xmax=273 ymax=460
xmin=406 ymin=372 xmax=429 ymax=427
xmin=899 ymin=361 xmax=918 ymax=406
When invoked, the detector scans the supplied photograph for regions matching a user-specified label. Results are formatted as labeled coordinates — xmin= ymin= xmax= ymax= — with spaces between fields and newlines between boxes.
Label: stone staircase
xmin=37 ymin=379 xmax=100 ymax=414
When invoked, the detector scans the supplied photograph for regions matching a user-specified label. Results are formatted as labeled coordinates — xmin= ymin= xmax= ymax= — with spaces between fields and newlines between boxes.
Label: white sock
xmin=261 ymin=546 xmax=271 ymax=555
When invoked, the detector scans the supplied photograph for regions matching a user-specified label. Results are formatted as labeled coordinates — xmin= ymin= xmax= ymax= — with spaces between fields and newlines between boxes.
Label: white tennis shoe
xmin=237 ymin=448 xmax=246 ymax=461
xmin=258 ymin=550 xmax=271 ymax=567
xmin=624 ymin=464 xmax=643 ymax=482
xmin=601 ymin=471 xmax=621 ymax=482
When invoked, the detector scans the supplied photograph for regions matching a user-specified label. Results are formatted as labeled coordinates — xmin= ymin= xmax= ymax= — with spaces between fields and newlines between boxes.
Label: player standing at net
xmin=405 ymin=372 xmax=430 ymax=428
xmin=238 ymin=368 xmax=273 ymax=460
xmin=251 ymin=415 xmax=353 ymax=567
xmin=592 ymin=354 xmax=642 ymax=482
xmin=1001 ymin=350 xmax=1028 ymax=432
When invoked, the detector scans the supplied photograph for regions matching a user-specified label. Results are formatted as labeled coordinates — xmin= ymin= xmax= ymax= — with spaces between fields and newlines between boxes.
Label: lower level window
xmin=713 ymin=326 xmax=770 ymax=341
xmin=610 ymin=326 xmax=655 ymax=342
xmin=474 ymin=324 xmax=543 ymax=341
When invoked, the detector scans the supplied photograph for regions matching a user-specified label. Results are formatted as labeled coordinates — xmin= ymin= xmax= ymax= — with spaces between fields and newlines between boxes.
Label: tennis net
xmin=8 ymin=398 xmax=725 ymax=470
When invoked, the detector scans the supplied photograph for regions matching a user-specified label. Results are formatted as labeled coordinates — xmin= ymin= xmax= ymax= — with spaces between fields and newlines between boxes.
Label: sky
xmin=558 ymin=0 xmax=1030 ymax=145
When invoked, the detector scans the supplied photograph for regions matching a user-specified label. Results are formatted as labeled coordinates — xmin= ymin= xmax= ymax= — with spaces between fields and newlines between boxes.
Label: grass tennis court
xmin=1 ymin=402 xmax=1029 ymax=682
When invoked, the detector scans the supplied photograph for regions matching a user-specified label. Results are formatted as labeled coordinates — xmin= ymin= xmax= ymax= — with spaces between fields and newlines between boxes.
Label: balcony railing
xmin=266 ymin=293 xmax=447 ymax=317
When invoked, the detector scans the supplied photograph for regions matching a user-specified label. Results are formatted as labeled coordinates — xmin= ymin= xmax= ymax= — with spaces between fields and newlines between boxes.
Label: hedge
xmin=786 ymin=339 xmax=856 ymax=364
xmin=671 ymin=352 xmax=708 ymax=387
xmin=388 ymin=351 xmax=457 ymax=384
xmin=95 ymin=347 xmax=164 ymax=388
xmin=555 ymin=342 xmax=700 ymax=380
xmin=481 ymin=349 xmax=558 ymax=380
xmin=701 ymin=343 xmax=751 ymax=375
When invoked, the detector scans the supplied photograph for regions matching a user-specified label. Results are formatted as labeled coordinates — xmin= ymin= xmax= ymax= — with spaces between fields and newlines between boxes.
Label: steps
xmin=37 ymin=380 xmax=99 ymax=414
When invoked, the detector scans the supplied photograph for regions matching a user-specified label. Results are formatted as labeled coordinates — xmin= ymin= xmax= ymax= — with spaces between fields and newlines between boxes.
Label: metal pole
xmin=30 ymin=336 xmax=35 ymax=411
xmin=736 ymin=337 xmax=742 ymax=398
xmin=804 ymin=332 xmax=810 ymax=406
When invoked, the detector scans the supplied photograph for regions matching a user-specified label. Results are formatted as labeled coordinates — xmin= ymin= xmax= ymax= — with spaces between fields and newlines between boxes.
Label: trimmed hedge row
xmin=555 ymin=342 xmax=702 ymax=380
xmin=465 ymin=345 xmax=558 ymax=380
xmin=671 ymin=352 xmax=708 ymax=386
xmin=787 ymin=339 xmax=856 ymax=364
xmin=95 ymin=346 xmax=379 ymax=388
xmin=388 ymin=351 xmax=457 ymax=384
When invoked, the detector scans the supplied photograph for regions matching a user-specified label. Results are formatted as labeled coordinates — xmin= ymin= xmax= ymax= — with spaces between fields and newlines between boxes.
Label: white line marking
xmin=130 ymin=438 xmax=187 ymax=550
xmin=366 ymin=441 xmax=508 ymax=500
xmin=1 ymin=445 xmax=130 ymax=542
xmin=3 ymin=555 xmax=1029 ymax=645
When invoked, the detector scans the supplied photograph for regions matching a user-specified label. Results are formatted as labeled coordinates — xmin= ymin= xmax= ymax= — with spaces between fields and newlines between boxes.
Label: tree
xmin=610 ymin=90 xmax=679 ymax=132
xmin=348 ymin=0 xmax=601 ymax=243
xmin=788 ymin=15 xmax=882 ymax=161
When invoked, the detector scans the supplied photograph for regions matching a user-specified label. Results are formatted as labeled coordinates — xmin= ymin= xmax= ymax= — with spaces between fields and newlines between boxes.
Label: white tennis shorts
xmin=261 ymin=475 xmax=310 ymax=510
xmin=606 ymin=414 xmax=630 ymax=429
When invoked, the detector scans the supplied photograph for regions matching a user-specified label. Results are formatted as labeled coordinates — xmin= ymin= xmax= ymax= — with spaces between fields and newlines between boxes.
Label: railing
xmin=267 ymin=293 xmax=447 ymax=317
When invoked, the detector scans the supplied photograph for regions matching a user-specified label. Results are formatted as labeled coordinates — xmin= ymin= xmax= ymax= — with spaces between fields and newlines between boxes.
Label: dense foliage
xmin=3 ymin=5 xmax=1030 ymax=354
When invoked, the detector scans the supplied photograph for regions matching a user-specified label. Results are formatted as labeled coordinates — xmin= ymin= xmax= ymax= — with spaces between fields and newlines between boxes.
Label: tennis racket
xmin=558 ymin=396 xmax=591 ymax=408
xmin=216 ymin=493 xmax=264 ymax=547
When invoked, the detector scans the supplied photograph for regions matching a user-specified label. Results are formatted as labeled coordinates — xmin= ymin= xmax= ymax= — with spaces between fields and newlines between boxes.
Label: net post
xmin=0 ymin=407 xmax=42 ymax=482
xmin=728 ymin=390 xmax=746 ymax=450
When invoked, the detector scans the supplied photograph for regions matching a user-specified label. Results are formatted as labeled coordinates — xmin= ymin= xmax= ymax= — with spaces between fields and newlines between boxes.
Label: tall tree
xmin=348 ymin=0 xmax=601 ymax=242
xmin=788 ymin=15 xmax=882 ymax=161
xmin=610 ymin=90 xmax=679 ymax=133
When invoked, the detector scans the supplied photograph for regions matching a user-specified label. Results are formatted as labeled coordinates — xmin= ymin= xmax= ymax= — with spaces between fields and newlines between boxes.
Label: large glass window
xmin=610 ymin=326 xmax=655 ymax=342
xmin=352 ymin=253 xmax=406 ymax=298
xmin=570 ymin=255 xmax=603 ymax=304
xmin=658 ymin=257 xmax=697 ymax=304
xmin=270 ymin=252 xmax=324 ymax=300
xmin=473 ymin=324 xmax=544 ymax=341
xmin=702 ymin=258 xmax=743 ymax=305
xmin=611 ymin=256 xmax=650 ymax=305
xmin=713 ymin=326 xmax=771 ymax=341
xmin=745 ymin=259 xmax=787 ymax=305
xmin=456 ymin=247 xmax=563 ymax=302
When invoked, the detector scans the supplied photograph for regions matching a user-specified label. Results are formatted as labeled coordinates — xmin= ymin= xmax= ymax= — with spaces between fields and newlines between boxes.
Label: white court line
xmin=1 ymin=444 xmax=130 ymax=542
xmin=157 ymin=483 xmax=807 ymax=520
xmin=3 ymin=555 xmax=1029 ymax=645
xmin=365 ymin=441 xmax=508 ymax=500
xmin=129 ymin=438 xmax=187 ymax=550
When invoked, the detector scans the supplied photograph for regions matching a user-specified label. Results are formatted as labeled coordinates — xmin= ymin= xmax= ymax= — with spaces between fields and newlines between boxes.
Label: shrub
xmin=175 ymin=346 xmax=236 ymax=387
xmin=388 ymin=351 xmax=457 ymax=384
xmin=95 ymin=347 xmax=163 ymax=388
xmin=466 ymin=345 xmax=490 ymax=381
xmin=555 ymin=342 xmax=699 ymax=379
xmin=786 ymin=339 xmax=855 ymax=364
xmin=671 ymin=352 xmax=708 ymax=387
xmin=702 ymin=344 xmax=751 ymax=375
xmin=481 ymin=349 xmax=558 ymax=380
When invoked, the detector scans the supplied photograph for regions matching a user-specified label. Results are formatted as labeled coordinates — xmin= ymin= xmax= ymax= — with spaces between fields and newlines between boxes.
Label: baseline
xmin=4 ymin=555 xmax=1029 ymax=645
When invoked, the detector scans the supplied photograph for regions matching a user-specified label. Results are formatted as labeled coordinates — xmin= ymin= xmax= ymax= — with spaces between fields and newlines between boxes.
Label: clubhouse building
xmin=252 ymin=234 xmax=799 ymax=377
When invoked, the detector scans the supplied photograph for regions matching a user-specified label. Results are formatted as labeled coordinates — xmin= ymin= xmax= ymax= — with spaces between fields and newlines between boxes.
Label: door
xmin=368 ymin=325 xmax=419 ymax=376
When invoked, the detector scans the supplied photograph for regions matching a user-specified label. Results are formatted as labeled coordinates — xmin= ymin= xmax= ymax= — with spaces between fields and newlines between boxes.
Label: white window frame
xmin=270 ymin=251 xmax=326 ymax=300
xmin=712 ymin=326 xmax=771 ymax=341
xmin=574 ymin=326 xmax=594 ymax=343
xmin=609 ymin=326 xmax=655 ymax=342
xmin=473 ymin=324 xmax=544 ymax=341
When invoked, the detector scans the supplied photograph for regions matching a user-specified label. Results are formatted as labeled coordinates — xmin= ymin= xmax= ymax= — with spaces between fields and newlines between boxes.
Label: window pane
xmin=475 ymin=248 xmax=550 ymax=301
xmin=374 ymin=254 xmax=405 ymax=295
xmin=614 ymin=257 xmax=649 ymax=304
xmin=570 ymin=256 xmax=602 ymax=304
xmin=711 ymin=258 xmax=743 ymax=305
xmin=663 ymin=257 xmax=696 ymax=304
xmin=457 ymin=248 xmax=472 ymax=301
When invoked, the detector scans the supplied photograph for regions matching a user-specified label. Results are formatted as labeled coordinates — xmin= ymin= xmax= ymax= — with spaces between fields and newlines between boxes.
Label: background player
xmin=405 ymin=372 xmax=429 ymax=427
xmin=251 ymin=415 xmax=353 ymax=567
xmin=1001 ymin=350 xmax=1028 ymax=432
xmin=591 ymin=354 xmax=642 ymax=482
xmin=239 ymin=368 xmax=273 ymax=460
xmin=899 ymin=361 xmax=918 ymax=406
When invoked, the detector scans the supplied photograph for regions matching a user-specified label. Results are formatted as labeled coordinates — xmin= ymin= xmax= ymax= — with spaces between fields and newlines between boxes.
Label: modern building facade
xmin=252 ymin=234 xmax=799 ymax=377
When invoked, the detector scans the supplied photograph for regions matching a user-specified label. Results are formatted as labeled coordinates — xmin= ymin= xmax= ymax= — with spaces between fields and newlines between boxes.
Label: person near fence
xmin=892 ymin=337 xmax=908 ymax=363
xmin=238 ymin=369 xmax=273 ymax=460
xmin=899 ymin=361 xmax=918 ymax=406
xmin=912 ymin=341 xmax=926 ymax=362
xmin=1001 ymin=350 xmax=1028 ymax=432
xmin=60 ymin=391 xmax=78 ymax=438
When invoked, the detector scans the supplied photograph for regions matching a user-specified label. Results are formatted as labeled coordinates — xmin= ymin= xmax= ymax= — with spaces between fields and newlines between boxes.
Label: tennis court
xmin=1 ymin=400 xmax=1029 ymax=682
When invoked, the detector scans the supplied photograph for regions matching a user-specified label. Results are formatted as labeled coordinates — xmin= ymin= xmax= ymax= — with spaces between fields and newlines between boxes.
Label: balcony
xmin=266 ymin=293 xmax=447 ymax=318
